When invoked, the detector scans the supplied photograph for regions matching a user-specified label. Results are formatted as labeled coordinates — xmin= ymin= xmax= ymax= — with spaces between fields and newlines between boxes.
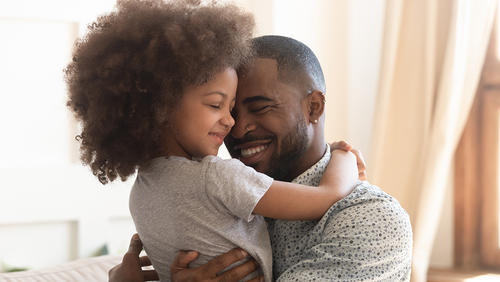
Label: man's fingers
xmin=246 ymin=275 xmax=264 ymax=282
xmin=139 ymin=255 xmax=152 ymax=266
xmin=142 ymin=269 xmax=160 ymax=281
xmin=217 ymin=258 xmax=258 ymax=282
xmin=139 ymin=256 xmax=159 ymax=281
xmin=127 ymin=233 xmax=143 ymax=255
xmin=170 ymin=250 xmax=199 ymax=274
xmin=108 ymin=264 xmax=120 ymax=278
xmin=204 ymin=248 xmax=249 ymax=277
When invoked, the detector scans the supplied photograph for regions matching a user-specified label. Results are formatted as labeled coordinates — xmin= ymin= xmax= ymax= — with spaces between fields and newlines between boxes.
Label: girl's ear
xmin=307 ymin=91 xmax=325 ymax=124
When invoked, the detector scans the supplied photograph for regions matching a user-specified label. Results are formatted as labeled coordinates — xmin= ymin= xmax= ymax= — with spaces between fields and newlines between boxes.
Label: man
xmin=110 ymin=35 xmax=412 ymax=281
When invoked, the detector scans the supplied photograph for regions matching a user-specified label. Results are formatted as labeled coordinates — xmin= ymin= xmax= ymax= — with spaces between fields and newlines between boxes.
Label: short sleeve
xmin=204 ymin=156 xmax=273 ymax=222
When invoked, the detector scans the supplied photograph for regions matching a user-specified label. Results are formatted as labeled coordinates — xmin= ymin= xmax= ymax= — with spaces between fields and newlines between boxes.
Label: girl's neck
xmin=156 ymin=146 xmax=193 ymax=160
xmin=160 ymin=131 xmax=194 ymax=160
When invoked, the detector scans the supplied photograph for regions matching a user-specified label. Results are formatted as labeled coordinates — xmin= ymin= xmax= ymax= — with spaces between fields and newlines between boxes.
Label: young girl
xmin=65 ymin=1 xmax=359 ymax=281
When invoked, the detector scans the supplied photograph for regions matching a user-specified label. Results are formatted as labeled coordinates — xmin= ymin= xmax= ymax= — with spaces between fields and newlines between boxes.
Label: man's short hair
xmin=251 ymin=35 xmax=326 ymax=94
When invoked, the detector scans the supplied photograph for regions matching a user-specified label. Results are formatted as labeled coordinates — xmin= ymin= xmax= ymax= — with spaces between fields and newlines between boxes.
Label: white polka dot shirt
xmin=266 ymin=145 xmax=412 ymax=281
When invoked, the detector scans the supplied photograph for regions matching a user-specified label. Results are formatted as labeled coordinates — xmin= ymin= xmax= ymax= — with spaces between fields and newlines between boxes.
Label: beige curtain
xmin=369 ymin=0 xmax=496 ymax=281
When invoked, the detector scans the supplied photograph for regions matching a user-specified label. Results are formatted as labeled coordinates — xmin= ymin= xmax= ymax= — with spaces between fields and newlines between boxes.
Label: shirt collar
xmin=291 ymin=144 xmax=330 ymax=186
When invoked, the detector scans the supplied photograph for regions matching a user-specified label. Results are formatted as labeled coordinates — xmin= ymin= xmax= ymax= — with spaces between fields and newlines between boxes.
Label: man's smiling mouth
xmin=241 ymin=144 xmax=269 ymax=158
xmin=232 ymin=139 xmax=273 ymax=164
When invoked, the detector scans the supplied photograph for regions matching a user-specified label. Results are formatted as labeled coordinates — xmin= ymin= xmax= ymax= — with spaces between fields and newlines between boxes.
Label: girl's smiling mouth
xmin=209 ymin=132 xmax=227 ymax=145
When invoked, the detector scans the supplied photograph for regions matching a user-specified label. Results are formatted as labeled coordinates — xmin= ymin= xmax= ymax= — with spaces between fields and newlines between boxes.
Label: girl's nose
xmin=221 ymin=114 xmax=235 ymax=128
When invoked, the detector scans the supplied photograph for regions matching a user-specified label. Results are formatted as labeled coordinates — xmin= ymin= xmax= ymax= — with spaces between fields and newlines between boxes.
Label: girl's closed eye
xmin=205 ymin=99 xmax=223 ymax=109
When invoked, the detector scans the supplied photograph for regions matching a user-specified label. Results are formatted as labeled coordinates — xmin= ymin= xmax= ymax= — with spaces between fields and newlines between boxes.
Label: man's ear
xmin=307 ymin=90 xmax=325 ymax=124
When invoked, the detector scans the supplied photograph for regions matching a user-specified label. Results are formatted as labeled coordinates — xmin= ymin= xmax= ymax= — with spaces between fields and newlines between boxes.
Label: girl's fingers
xmin=331 ymin=141 xmax=352 ymax=152
xmin=359 ymin=171 xmax=367 ymax=181
xmin=331 ymin=141 xmax=368 ymax=180
xmin=350 ymin=149 xmax=367 ymax=180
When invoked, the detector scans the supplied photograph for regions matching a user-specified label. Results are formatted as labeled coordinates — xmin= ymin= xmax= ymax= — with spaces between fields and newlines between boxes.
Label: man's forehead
xmin=237 ymin=58 xmax=281 ymax=100
xmin=239 ymin=58 xmax=277 ymax=81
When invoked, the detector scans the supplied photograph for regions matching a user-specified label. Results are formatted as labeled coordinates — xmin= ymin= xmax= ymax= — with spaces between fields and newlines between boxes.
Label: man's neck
xmin=287 ymin=140 xmax=327 ymax=181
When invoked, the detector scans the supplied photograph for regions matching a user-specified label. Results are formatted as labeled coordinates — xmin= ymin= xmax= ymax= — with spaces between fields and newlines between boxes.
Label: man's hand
xmin=171 ymin=248 xmax=262 ymax=282
xmin=108 ymin=234 xmax=159 ymax=282
xmin=330 ymin=141 xmax=367 ymax=181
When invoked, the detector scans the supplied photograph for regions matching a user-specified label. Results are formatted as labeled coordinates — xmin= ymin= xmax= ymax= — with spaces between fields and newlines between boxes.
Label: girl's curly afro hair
xmin=65 ymin=0 xmax=254 ymax=184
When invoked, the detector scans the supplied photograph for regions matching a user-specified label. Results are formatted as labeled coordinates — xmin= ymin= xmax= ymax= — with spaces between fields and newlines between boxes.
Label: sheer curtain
xmin=369 ymin=0 xmax=496 ymax=281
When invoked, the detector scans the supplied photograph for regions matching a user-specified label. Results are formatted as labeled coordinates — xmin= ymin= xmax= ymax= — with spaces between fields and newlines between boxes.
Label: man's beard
xmin=267 ymin=117 xmax=309 ymax=181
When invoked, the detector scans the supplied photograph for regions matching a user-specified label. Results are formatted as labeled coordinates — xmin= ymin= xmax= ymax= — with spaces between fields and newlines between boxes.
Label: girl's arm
xmin=253 ymin=149 xmax=358 ymax=220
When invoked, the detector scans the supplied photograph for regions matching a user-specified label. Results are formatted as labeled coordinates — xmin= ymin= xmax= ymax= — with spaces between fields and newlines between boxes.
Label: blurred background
xmin=1 ymin=0 xmax=499 ymax=281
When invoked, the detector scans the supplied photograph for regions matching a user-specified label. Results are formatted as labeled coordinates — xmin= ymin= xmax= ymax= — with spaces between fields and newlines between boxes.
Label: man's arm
xmin=276 ymin=190 xmax=412 ymax=281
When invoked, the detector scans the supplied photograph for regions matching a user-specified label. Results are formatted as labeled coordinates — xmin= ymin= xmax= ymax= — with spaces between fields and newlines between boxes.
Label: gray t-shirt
xmin=129 ymin=155 xmax=274 ymax=282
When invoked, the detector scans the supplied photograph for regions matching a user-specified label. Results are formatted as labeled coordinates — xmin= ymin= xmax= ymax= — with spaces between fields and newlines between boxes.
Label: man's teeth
xmin=241 ymin=145 xmax=268 ymax=158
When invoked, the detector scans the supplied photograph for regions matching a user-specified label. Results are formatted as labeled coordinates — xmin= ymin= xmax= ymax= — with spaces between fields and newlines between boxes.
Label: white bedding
xmin=0 ymin=255 xmax=121 ymax=282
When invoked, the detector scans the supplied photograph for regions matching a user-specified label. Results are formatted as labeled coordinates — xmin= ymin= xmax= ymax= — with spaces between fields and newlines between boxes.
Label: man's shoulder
xmin=317 ymin=182 xmax=412 ymax=280
xmin=275 ymin=182 xmax=412 ymax=282
xmin=330 ymin=181 xmax=405 ymax=213
xmin=320 ymin=181 xmax=412 ymax=237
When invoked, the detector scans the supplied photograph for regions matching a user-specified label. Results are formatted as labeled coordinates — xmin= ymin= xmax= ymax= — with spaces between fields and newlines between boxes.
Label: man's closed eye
xmin=250 ymin=105 xmax=272 ymax=113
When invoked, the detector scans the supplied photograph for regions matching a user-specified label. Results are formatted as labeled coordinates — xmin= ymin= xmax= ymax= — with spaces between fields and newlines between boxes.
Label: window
xmin=455 ymin=9 xmax=500 ymax=269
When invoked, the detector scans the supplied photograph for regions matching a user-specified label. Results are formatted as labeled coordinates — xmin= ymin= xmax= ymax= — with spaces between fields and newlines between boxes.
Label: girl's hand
xmin=330 ymin=141 xmax=367 ymax=181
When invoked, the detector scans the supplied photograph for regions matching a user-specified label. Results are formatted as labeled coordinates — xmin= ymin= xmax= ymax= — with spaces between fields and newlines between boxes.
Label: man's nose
xmin=230 ymin=114 xmax=255 ymax=139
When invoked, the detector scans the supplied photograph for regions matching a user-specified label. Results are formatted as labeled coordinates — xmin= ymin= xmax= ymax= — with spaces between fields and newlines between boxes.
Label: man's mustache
xmin=225 ymin=134 xmax=274 ymax=147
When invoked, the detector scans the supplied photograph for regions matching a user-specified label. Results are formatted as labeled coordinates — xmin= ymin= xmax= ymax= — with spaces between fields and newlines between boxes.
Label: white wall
xmin=0 ymin=0 xmax=134 ymax=271
xmin=271 ymin=0 xmax=352 ymax=145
